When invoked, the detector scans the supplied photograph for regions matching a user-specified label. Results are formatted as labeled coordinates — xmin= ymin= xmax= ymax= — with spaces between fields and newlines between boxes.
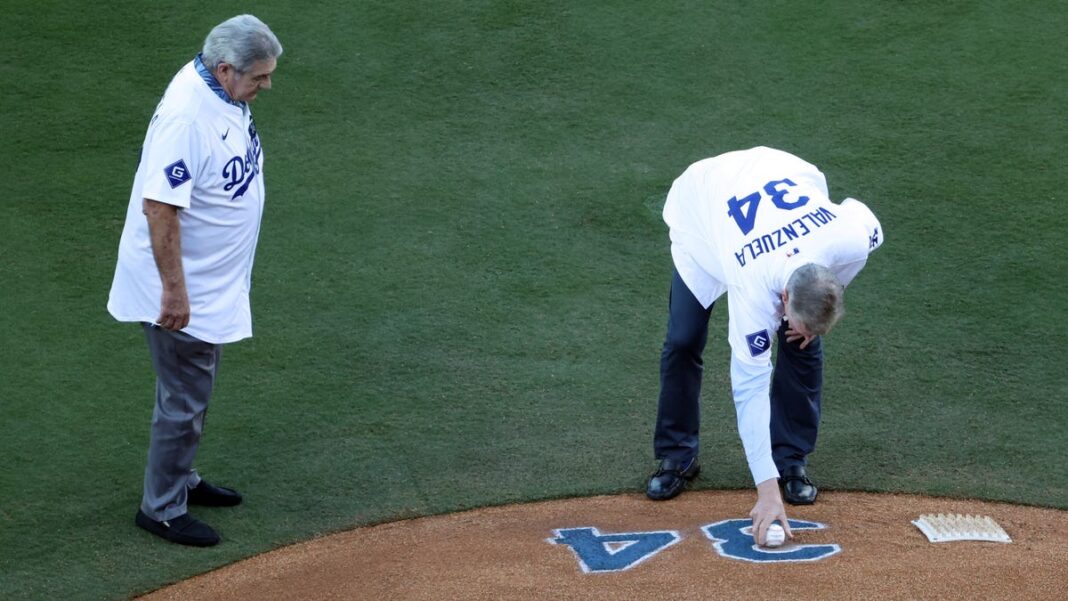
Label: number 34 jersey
xmin=663 ymin=146 xmax=884 ymax=369
xmin=663 ymin=146 xmax=883 ymax=484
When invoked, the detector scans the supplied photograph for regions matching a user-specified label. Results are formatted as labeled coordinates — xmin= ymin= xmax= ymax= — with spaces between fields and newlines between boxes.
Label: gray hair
xmin=786 ymin=263 xmax=845 ymax=335
xmin=201 ymin=15 xmax=283 ymax=72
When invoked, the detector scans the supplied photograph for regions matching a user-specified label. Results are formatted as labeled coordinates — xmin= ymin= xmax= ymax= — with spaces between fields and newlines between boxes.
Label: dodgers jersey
xmin=108 ymin=56 xmax=266 ymax=344
xmin=663 ymin=146 xmax=883 ymax=484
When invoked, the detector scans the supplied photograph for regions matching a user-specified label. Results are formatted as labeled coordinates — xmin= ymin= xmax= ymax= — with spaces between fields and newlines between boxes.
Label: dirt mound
xmin=137 ymin=491 xmax=1068 ymax=600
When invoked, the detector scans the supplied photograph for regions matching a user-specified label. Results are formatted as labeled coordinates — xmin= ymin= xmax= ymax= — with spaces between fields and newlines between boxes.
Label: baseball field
xmin=1 ymin=1 xmax=1065 ymax=599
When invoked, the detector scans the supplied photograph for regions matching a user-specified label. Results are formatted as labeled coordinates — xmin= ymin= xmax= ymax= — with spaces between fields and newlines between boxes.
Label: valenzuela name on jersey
xmin=733 ymin=206 xmax=838 ymax=268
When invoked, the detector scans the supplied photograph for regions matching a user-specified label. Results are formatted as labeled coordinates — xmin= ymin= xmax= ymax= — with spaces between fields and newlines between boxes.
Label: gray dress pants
xmin=140 ymin=323 xmax=221 ymax=521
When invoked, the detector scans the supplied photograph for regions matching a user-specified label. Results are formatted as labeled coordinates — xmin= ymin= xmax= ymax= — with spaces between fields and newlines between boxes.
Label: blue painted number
xmin=702 ymin=519 xmax=840 ymax=563
xmin=548 ymin=527 xmax=680 ymax=573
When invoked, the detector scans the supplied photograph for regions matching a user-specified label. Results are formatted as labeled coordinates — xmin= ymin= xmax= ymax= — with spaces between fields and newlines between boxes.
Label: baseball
xmin=764 ymin=523 xmax=786 ymax=548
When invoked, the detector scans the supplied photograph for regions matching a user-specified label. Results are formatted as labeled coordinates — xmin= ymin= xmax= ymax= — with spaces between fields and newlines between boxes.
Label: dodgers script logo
xmin=222 ymin=119 xmax=262 ymax=200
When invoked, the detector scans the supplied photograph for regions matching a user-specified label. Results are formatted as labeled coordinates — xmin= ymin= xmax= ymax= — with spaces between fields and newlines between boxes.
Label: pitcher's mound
xmin=138 ymin=491 xmax=1068 ymax=600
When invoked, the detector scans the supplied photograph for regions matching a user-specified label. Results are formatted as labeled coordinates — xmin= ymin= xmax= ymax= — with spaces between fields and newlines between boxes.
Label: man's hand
xmin=143 ymin=199 xmax=190 ymax=331
xmin=157 ymin=287 xmax=190 ymax=331
xmin=749 ymin=478 xmax=793 ymax=545
xmin=784 ymin=326 xmax=815 ymax=350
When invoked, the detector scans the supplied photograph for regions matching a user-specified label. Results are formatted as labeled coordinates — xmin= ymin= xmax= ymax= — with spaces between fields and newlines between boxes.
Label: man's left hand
xmin=785 ymin=326 xmax=815 ymax=349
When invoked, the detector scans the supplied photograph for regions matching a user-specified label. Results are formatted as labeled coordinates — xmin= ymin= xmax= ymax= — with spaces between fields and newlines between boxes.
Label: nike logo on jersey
xmin=221 ymin=128 xmax=230 ymax=140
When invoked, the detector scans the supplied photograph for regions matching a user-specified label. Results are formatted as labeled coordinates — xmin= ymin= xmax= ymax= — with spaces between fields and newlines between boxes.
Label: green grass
xmin=1 ymin=1 xmax=1065 ymax=599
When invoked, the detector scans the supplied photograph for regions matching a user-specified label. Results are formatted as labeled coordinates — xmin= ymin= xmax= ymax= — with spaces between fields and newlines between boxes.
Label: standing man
xmin=646 ymin=146 xmax=883 ymax=546
xmin=108 ymin=15 xmax=283 ymax=547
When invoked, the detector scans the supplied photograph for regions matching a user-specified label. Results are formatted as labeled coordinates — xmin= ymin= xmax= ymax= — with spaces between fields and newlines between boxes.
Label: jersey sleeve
xmin=726 ymin=284 xmax=780 ymax=368
xmin=832 ymin=198 xmax=884 ymax=287
xmin=834 ymin=257 xmax=869 ymax=289
xmin=138 ymin=117 xmax=202 ymax=208
xmin=725 ymin=289 xmax=781 ymax=484
xmin=730 ymin=356 xmax=779 ymax=485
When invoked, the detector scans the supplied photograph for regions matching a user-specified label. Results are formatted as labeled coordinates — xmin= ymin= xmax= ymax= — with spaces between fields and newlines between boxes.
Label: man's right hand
xmin=143 ymin=198 xmax=189 ymax=331
xmin=157 ymin=287 xmax=190 ymax=331
xmin=749 ymin=478 xmax=794 ymax=545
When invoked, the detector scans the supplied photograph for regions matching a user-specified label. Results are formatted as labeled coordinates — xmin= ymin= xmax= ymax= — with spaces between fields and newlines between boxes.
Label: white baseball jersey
xmin=108 ymin=56 xmax=266 ymax=344
xmin=663 ymin=146 xmax=883 ymax=484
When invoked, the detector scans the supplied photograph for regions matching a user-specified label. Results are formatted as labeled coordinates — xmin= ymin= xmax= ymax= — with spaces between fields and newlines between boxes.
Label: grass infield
xmin=1 ymin=1 xmax=1065 ymax=599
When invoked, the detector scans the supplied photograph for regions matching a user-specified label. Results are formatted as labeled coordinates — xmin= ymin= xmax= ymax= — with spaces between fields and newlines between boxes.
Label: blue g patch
xmin=745 ymin=330 xmax=771 ymax=357
xmin=164 ymin=159 xmax=191 ymax=188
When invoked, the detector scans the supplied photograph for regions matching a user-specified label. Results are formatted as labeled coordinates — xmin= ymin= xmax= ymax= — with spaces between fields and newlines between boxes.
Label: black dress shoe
xmin=780 ymin=465 xmax=818 ymax=505
xmin=188 ymin=480 xmax=243 ymax=507
xmin=135 ymin=510 xmax=220 ymax=547
xmin=646 ymin=457 xmax=701 ymax=501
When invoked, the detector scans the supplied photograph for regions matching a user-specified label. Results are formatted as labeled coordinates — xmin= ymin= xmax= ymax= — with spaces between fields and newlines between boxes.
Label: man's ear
xmin=214 ymin=62 xmax=235 ymax=81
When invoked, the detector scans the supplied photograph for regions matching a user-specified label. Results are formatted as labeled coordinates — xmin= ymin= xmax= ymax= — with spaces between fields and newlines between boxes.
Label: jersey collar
xmin=194 ymin=54 xmax=246 ymax=108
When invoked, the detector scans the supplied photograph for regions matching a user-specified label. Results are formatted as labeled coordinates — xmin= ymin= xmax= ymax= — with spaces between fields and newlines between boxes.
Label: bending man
xmin=647 ymin=146 xmax=884 ymax=546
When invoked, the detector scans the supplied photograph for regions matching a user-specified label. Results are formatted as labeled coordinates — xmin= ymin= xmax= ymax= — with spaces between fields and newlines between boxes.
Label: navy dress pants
xmin=653 ymin=270 xmax=823 ymax=473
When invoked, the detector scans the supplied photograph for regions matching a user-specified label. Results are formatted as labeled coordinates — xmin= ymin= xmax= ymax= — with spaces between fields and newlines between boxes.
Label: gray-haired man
xmin=647 ymin=147 xmax=884 ymax=548
xmin=108 ymin=15 xmax=283 ymax=546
